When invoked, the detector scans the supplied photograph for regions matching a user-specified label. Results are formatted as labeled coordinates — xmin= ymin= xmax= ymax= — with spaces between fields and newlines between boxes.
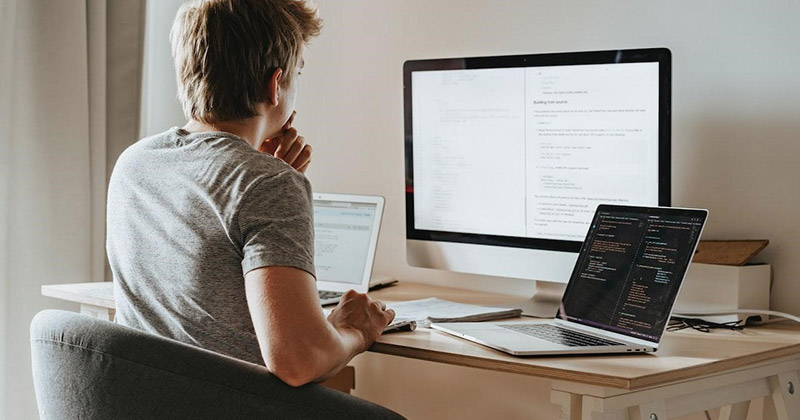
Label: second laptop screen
xmin=559 ymin=208 xmax=705 ymax=342
xmin=313 ymin=201 xmax=377 ymax=285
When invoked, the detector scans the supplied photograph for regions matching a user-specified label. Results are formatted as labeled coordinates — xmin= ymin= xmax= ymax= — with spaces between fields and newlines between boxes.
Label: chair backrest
xmin=29 ymin=309 xmax=404 ymax=420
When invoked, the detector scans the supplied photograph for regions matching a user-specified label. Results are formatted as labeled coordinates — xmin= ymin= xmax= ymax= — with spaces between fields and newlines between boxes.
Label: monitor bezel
xmin=403 ymin=48 xmax=672 ymax=253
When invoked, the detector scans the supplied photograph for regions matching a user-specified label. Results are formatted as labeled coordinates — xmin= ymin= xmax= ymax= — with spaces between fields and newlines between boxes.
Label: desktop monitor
xmin=403 ymin=48 xmax=671 ymax=316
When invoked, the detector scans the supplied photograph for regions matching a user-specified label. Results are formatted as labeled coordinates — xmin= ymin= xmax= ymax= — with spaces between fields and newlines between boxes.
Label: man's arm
xmin=244 ymin=266 xmax=394 ymax=387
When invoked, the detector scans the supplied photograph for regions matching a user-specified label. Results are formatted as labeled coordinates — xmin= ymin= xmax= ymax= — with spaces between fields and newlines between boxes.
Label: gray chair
xmin=30 ymin=310 xmax=405 ymax=420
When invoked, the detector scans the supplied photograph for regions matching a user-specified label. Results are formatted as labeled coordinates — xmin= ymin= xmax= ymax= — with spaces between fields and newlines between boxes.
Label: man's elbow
xmin=272 ymin=366 xmax=315 ymax=388
xmin=264 ymin=352 xmax=320 ymax=387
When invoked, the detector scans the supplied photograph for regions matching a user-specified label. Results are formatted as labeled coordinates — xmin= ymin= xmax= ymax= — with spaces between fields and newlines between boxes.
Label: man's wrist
xmin=335 ymin=324 xmax=370 ymax=355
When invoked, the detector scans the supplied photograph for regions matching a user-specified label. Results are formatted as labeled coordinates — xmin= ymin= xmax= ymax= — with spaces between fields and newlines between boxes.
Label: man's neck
xmin=183 ymin=117 xmax=269 ymax=150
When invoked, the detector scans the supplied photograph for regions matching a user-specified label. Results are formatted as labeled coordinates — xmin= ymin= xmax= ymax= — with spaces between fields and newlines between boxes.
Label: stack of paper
xmin=386 ymin=298 xmax=522 ymax=328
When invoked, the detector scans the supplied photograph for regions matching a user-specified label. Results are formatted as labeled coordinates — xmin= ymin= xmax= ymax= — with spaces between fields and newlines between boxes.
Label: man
xmin=107 ymin=0 xmax=400 ymax=416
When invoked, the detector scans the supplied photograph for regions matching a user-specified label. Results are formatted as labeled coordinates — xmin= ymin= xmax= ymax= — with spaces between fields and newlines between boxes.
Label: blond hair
xmin=171 ymin=0 xmax=322 ymax=123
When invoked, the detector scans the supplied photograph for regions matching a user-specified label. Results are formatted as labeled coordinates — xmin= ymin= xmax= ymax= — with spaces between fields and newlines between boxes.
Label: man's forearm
xmin=268 ymin=322 xmax=364 ymax=386
xmin=310 ymin=325 xmax=365 ymax=383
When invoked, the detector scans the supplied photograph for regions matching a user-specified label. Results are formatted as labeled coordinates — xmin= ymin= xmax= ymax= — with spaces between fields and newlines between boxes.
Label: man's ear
xmin=267 ymin=68 xmax=283 ymax=106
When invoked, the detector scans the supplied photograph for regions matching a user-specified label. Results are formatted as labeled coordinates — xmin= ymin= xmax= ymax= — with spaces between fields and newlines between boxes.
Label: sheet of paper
xmin=386 ymin=297 xmax=519 ymax=327
xmin=323 ymin=298 xmax=520 ymax=329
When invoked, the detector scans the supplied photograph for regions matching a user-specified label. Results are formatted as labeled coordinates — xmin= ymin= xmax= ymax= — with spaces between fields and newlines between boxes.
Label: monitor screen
xmin=558 ymin=206 xmax=707 ymax=343
xmin=404 ymin=49 xmax=671 ymax=256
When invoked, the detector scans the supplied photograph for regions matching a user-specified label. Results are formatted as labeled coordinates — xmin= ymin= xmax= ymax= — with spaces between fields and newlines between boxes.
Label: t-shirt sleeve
xmin=237 ymin=170 xmax=315 ymax=277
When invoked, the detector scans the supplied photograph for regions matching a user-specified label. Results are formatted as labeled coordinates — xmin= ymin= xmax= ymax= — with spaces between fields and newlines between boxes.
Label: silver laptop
xmin=313 ymin=193 xmax=387 ymax=306
xmin=432 ymin=205 xmax=708 ymax=356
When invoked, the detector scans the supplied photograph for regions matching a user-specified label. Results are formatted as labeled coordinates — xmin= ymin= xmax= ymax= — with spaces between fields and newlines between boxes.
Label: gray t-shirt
xmin=107 ymin=127 xmax=314 ymax=365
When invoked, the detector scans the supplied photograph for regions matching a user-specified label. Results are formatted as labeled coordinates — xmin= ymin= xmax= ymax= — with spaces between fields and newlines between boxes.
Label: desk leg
xmin=765 ymin=370 xmax=800 ymax=420
xmin=553 ymin=359 xmax=800 ymax=420
xmin=321 ymin=366 xmax=355 ymax=395
xmin=80 ymin=303 xmax=115 ymax=321
xmin=551 ymin=390 xmax=582 ymax=420
xmin=718 ymin=401 xmax=750 ymax=420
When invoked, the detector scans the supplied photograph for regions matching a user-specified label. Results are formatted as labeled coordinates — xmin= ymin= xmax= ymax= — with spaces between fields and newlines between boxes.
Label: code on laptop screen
xmin=558 ymin=206 xmax=706 ymax=342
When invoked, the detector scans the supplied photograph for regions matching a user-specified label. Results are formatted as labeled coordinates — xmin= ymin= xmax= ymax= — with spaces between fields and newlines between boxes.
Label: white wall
xmin=294 ymin=0 xmax=800 ymax=314
xmin=141 ymin=1 xmax=800 ymax=418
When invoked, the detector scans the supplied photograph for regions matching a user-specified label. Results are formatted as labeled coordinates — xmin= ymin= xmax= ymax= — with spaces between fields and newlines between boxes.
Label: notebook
xmin=432 ymin=205 xmax=708 ymax=356
xmin=313 ymin=193 xmax=386 ymax=305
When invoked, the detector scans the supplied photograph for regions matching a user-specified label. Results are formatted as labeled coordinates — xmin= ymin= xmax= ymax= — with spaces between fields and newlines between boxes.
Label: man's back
xmin=103 ymin=0 xmax=397 ymax=395
xmin=107 ymin=127 xmax=315 ymax=364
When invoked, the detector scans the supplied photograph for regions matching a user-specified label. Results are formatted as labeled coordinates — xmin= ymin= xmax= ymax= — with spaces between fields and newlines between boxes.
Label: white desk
xmin=44 ymin=281 xmax=800 ymax=420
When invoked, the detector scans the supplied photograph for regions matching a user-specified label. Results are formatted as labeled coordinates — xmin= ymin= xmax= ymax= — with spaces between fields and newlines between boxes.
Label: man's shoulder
xmin=112 ymin=127 xmax=309 ymax=206
xmin=201 ymin=135 xmax=310 ymax=197
xmin=179 ymin=130 xmax=312 ymax=211
xmin=120 ymin=127 xmax=294 ymax=179
xmin=114 ymin=127 xmax=184 ymax=169
xmin=184 ymin=130 xmax=293 ymax=177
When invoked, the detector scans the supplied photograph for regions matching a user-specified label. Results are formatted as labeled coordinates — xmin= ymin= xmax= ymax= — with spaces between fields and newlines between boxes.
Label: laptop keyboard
xmin=500 ymin=324 xmax=623 ymax=347
xmin=319 ymin=290 xmax=343 ymax=300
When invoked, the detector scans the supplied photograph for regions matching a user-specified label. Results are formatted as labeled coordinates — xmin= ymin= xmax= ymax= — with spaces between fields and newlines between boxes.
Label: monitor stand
xmin=500 ymin=281 xmax=567 ymax=318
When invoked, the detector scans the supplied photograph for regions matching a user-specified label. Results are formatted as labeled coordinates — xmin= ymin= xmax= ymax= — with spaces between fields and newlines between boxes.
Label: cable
xmin=672 ymin=309 xmax=800 ymax=324
xmin=668 ymin=316 xmax=743 ymax=333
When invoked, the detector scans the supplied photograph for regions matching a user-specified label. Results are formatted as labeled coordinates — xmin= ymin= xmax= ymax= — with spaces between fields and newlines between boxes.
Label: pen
xmin=383 ymin=320 xmax=417 ymax=334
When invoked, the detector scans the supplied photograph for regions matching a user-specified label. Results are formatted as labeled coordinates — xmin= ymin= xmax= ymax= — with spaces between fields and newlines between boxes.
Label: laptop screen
xmin=558 ymin=206 xmax=707 ymax=343
xmin=314 ymin=199 xmax=379 ymax=285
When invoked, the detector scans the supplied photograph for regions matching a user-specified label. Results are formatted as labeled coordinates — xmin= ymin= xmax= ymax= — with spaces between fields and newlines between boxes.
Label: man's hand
xmin=259 ymin=111 xmax=312 ymax=173
xmin=327 ymin=290 xmax=395 ymax=352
